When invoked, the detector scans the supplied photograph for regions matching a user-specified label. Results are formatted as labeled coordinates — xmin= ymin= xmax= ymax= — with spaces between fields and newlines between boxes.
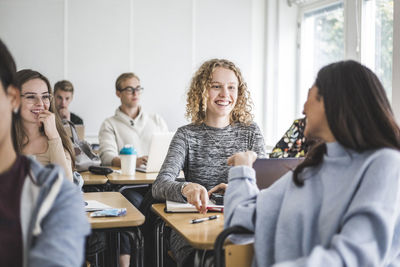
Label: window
xmin=361 ymin=0 xmax=393 ymax=100
xmin=298 ymin=1 xmax=344 ymax=114
xmin=264 ymin=0 xmax=399 ymax=145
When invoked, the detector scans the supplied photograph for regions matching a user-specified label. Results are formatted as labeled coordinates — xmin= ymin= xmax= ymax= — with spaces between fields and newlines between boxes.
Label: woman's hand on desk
xmin=182 ymin=183 xmax=208 ymax=214
xmin=208 ymin=183 xmax=227 ymax=197
xmin=227 ymin=151 xmax=257 ymax=167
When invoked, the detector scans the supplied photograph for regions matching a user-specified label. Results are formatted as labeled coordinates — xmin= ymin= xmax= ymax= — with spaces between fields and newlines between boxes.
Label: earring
xmin=13 ymin=107 xmax=19 ymax=114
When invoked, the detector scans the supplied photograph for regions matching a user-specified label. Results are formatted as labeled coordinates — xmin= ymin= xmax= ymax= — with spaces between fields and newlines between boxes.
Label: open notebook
xmin=165 ymin=200 xmax=223 ymax=213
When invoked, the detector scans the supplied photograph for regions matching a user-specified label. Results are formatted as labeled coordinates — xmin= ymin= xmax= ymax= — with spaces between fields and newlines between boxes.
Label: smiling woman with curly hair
xmin=152 ymin=58 xmax=266 ymax=267
xmin=186 ymin=58 xmax=253 ymax=125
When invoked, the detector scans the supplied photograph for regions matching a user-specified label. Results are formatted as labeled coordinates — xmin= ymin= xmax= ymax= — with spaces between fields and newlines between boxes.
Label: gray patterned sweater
xmin=151 ymin=122 xmax=266 ymax=265
xmin=152 ymin=122 xmax=266 ymax=201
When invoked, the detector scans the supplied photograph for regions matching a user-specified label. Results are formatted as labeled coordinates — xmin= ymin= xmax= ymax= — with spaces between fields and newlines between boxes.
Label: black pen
xmin=190 ymin=215 xmax=219 ymax=224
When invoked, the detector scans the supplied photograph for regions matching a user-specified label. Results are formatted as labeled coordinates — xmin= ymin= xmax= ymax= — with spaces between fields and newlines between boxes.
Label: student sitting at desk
xmin=225 ymin=60 xmax=400 ymax=266
xmin=98 ymin=72 xmax=168 ymax=267
xmin=0 ymin=38 xmax=90 ymax=267
xmin=152 ymin=58 xmax=266 ymax=267
xmin=54 ymin=80 xmax=84 ymax=125
xmin=98 ymin=72 xmax=168 ymax=169
xmin=13 ymin=69 xmax=75 ymax=182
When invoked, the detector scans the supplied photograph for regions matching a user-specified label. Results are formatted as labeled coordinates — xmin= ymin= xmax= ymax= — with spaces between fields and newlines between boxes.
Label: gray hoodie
xmin=22 ymin=157 xmax=90 ymax=267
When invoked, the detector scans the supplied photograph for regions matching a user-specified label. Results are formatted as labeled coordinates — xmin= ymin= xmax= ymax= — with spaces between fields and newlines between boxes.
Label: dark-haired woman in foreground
xmin=225 ymin=60 xmax=400 ymax=266
xmin=0 ymin=39 xmax=90 ymax=266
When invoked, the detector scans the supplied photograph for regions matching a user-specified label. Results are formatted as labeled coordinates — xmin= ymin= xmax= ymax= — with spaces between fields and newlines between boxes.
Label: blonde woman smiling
xmin=152 ymin=58 xmax=266 ymax=267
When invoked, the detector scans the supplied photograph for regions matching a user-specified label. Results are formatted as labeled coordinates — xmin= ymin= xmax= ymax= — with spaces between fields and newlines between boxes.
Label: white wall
xmin=0 ymin=0 xmax=267 ymax=142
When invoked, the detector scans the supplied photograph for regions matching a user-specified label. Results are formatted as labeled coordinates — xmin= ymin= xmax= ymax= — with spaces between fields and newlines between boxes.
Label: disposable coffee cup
xmin=119 ymin=145 xmax=137 ymax=175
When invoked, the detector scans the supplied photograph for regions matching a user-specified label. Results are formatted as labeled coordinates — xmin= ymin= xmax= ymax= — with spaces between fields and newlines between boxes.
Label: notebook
xmin=136 ymin=132 xmax=175 ymax=173
xmin=165 ymin=200 xmax=223 ymax=213
xmin=253 ymin=157 xmax=304 ymax=189
xmin=85 ymin=200 xmax=112 ymax=212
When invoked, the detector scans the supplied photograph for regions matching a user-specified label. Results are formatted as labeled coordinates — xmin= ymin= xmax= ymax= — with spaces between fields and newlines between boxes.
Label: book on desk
xmin=85 ymin=200 xmax=112 ymax=212
xmin=165 ymin=200 xmax=223 ymax=213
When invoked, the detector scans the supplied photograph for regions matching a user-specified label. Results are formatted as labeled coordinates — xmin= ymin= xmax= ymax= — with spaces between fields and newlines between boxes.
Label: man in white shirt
xmin=98 ymin=72 xmax=168 ymax=267
xmin=98 ymin=72 xmax=168 ymax=168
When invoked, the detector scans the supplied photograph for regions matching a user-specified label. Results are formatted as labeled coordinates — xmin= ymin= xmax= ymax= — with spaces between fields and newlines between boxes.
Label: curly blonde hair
xmin=186 ymin=58 xmax=253 ymax=125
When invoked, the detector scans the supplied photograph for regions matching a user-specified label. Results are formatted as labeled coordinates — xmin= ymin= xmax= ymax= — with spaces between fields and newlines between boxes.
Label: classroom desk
xmin=108 ymin=171 xmax=159 ymax=185
xmin=108 ymin=170 xmax=185 ymax=185
xmin=84 ymin=192 xmax=145 ymax=267
xmin=152 ymin=203 xmax=224 ymax=267
xmin=81 ymin=171 xmax=108 ymax=185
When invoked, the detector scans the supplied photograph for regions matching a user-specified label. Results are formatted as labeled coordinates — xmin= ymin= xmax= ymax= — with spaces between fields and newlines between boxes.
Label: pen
xmin=190 ymin=215 xmax=219 ymax=224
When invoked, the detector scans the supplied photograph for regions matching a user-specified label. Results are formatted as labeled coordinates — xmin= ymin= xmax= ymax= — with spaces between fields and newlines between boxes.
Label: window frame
xmin=296 ymin=0 xmax=399 ymax=119
xmin=296 ymin=0 xmax=344 ymax=115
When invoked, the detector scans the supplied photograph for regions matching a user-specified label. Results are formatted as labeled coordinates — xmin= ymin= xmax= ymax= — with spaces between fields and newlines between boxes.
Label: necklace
xmin=202 ymin=123 xmax=229 ymax=148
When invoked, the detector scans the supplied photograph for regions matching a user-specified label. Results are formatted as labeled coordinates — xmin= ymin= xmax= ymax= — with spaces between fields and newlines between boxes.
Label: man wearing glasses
xmin=98 ymin=72 xmax=168 ymax=169
xmin=98 ymin=72 xmax=168 ymax=267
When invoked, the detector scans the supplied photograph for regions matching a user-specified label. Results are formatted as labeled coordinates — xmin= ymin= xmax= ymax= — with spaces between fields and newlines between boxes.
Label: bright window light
xmin=361 ymin=0 xmax=393 ymax=101
xmin=298 ymin=2 xmax=344 ymax=113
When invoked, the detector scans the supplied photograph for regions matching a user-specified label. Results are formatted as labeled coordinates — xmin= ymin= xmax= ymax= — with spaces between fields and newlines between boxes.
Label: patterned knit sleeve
xmin=152 ymin=127 xmax=187 ymax=202
xmin=249 ymin=123 xmax=267 ymax=158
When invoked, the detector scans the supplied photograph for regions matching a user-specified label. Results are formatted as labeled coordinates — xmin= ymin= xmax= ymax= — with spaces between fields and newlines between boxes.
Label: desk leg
xmin=111 ymin=232 xmax=120 ymax=267
xmin=155 ymin=220 xmax=166 ymax=267
xmin=132 ymin=228 xmax=144 ymax=267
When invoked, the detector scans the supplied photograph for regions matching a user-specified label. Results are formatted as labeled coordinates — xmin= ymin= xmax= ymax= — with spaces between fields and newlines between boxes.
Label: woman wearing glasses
xmin=0 ymin=39 xmax=89 ymax=267
xmin=13 ymin=69 xmax=74 ymax=181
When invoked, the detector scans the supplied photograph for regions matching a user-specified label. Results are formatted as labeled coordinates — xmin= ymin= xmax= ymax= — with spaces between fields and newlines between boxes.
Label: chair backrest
xmin=214 ymin=226 xmax=254 ymax=267
xmin=64 ymin=123 xmax=85 ymax=140
xmin=225 ymin=243 xmax=253 ymax=267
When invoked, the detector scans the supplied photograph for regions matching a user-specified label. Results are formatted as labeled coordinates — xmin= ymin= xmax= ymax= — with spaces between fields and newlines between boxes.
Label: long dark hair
xmin=293 ymin=60 xmax=400 ymax=186
xmin=13 ymin=69 xmax=75 ymax=169
xmin=0 ymin=39 xmax=19 ymax=154
xmin=0 ymin=40 xmax=16 ymax=92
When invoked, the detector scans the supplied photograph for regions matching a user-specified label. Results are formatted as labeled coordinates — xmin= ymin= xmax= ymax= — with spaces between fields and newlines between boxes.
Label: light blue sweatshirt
xmin=225 ymin=142 xmax=400 ymax=266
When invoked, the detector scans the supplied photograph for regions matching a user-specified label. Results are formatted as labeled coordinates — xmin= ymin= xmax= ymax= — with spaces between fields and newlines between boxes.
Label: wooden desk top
xmin=84 ymin=192 xmax=145 ymax=229
xmin=81 ymin=171 xmax=108 ymax=185
xmin=108 ymin=169 xmax=184 ymax=184
xmin=152 ymin=203 xmax=224 ymax=250
xmin=107 ymin=171 xmax=158 ymax=184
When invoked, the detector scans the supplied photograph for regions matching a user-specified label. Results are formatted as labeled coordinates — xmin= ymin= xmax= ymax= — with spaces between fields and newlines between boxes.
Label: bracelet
xmin=181 ymin=182 xmax=189 ymax=197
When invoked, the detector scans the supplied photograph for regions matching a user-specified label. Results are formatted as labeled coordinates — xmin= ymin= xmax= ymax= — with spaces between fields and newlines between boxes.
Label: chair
xmin=64 ymin=123 xmax=85 ymax=140
xmin=214 ymin=226 xmax=254 ymax=267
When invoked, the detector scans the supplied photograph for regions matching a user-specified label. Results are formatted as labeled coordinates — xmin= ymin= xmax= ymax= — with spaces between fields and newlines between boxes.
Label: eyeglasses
xmin=20 ymin=93 xmax=53 ymax=104
xmin=118 ymin=86 xmax=144 ymax=94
